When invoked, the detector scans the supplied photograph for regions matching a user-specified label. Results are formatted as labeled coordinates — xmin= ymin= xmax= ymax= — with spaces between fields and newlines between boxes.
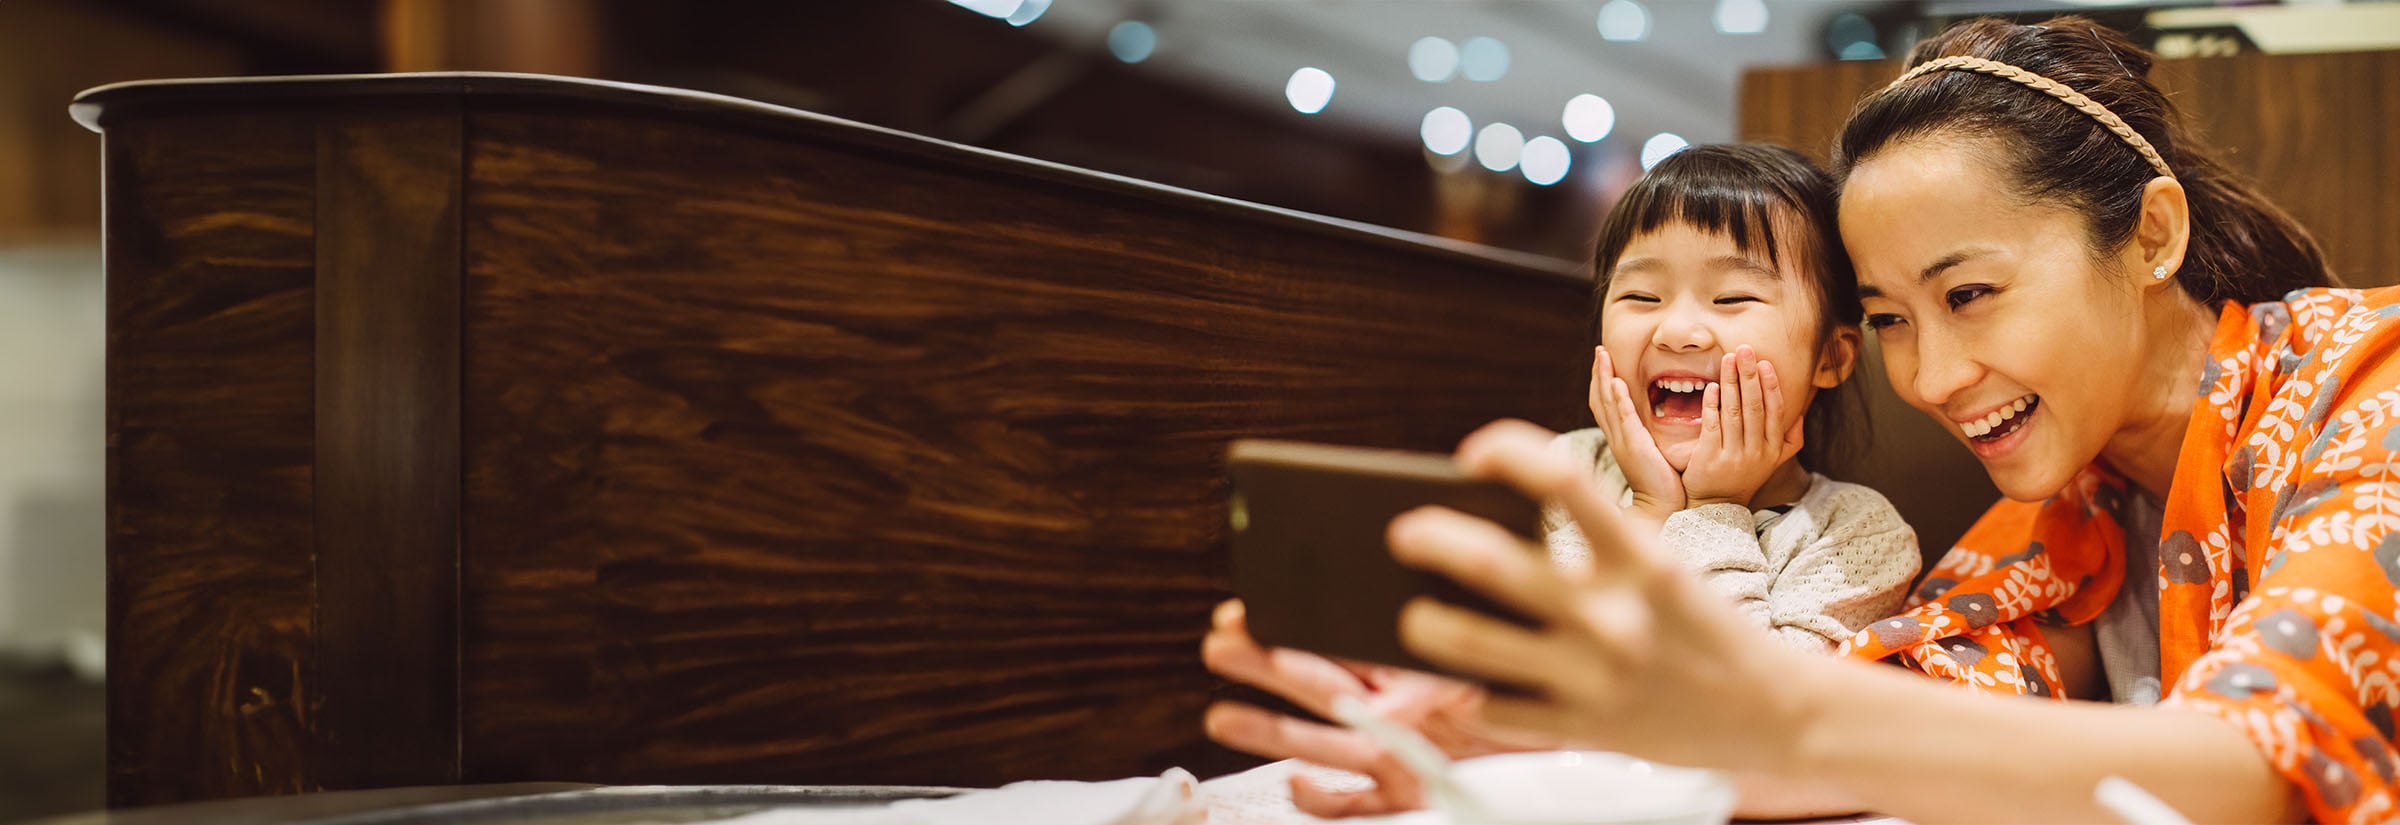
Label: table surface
xmin=18 ymin=763 xmax=1909 ymax=825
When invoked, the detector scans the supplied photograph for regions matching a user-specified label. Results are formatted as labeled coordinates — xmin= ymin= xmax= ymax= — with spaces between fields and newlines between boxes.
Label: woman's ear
xmin=2130 ymin=176 xmax=2192 ymax=288
xmin=1812 ymin=325 xmax=1862 ymax=390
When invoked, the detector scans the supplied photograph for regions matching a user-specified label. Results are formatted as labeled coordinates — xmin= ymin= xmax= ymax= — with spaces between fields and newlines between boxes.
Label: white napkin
xmin=708 ymin=768 xmax=1204 ymax=825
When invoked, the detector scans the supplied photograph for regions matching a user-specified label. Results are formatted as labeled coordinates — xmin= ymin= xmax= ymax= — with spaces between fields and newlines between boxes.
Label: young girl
xmin=1544 ymin=143 xmax=1918 ymax=652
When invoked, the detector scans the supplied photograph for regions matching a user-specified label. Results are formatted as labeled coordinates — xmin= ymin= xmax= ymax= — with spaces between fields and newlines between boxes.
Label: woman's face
xmin=1597 ymin=221 xmax=1846 ymax=472
xmin=1840 ymin=137 xmax=2148 ymax=501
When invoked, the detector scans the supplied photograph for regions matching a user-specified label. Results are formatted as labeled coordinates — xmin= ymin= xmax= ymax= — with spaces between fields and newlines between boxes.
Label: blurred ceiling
xmin=999 ymin=0 xmax=2174 ymax=165
xmin=1027 ymin=1 xmax=1858 ymax=160
xmin=31 ymin=0 xmax=2201 ymax=258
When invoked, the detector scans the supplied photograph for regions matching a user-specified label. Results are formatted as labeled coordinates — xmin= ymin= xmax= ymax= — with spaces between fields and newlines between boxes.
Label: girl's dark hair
xmin=1589 ymin=143 xmax=1867 ymax=475
xmin=1836 ymin=16 xmax=2335 ymax=305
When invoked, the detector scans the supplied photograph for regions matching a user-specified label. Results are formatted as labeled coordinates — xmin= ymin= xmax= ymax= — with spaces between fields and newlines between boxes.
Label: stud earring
xmin=2153 ymin=264 xmax=2170 ymax=281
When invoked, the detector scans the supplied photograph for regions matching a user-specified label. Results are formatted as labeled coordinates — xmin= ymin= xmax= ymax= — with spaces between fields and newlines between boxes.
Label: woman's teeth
xmin=1656 ymin=379 xmax=1708 ymax=393
xmin=1962 ymin=395 xmax=2036 ymax=438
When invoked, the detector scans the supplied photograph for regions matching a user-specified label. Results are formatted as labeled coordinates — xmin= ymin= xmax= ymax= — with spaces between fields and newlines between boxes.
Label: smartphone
xmin=1225 ymin=439 xmax=1544 ymax=679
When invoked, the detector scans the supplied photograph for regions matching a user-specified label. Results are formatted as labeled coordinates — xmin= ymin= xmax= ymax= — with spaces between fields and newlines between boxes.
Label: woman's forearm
xmin=1783 ymin=660 xmax=2304 ymax=824
xmin=1732 ymin=771 xmax=1869 ymax=819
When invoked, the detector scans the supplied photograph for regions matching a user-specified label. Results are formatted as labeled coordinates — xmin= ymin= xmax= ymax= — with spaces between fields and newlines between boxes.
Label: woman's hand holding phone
xmin=1387 ymin=420 xmax=1817 ymax=775
xmin=1202 ymin=599 xmax=1553 ymax=817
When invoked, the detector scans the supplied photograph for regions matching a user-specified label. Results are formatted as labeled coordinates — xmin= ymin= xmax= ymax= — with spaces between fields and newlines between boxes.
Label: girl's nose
xmin=1655 ymin=309 xmax=1714 ymax=352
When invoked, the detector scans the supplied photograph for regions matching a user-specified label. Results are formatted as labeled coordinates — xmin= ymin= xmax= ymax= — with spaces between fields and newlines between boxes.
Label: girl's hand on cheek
xmin=1681 ymin=346 xmax=1804 ymax=509
xmin=1590 ymin=346 xmax=1684 ymax=530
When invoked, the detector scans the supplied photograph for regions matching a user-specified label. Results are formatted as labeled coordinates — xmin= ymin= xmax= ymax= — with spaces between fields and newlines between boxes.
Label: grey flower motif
xmin=2263 ymin=546 xmax=2294 ymax=578
xmin=2374 ymin=532 xmax=2400 ymax=588
xmin=2384 ymin=424 xmax=2400 ymax=452
xmin=2279 ymin=348 xmax=2307 ymax=377
xmin=2304 ymin=376 xmax=2343 ymax=430
xmin=2362 ymin=609 xmax=2400 ymax=643
xmin=2355 ymin=734 xmax=2398 ymax=785
xmin=1869 ymin=616 xmax=1924 ymax=649
xmin=2229 ymin=446 xmax=2257 ymax=493
xmin=1940 ymin=636 xmax=1987 ymax=668
xmin=2205 ymin=663 xmax=2277 ymax=699
xmin=1915 ymin=577 xmax=1958 ymax=603
xmin=2019 ymin=662 xmax=2051 ymax=697
xmin=2258 ymin=302 xmax=2293 ymax=342
xmin=2257 ymin=608 xmax=2320 ymax=661
xmin=2089 ymin=482 xmax=2125 ymax=520
xmin=2273 ymin=478 xmax=2340 ymax=526
xmin=1992 ymin=541 xmax=2044 ymax=569
xmin=2307 ymin=749 xmax=2361 ymax=810
xmin=2197 ymin=358 xmax=2224 ymax=397
xmin=2162 ymin=531 xmax=2212 ymax=585
xmin=2303 ymin=420 xmax=2345 ymax=464
xmin=1947 ymin=592 xmax=2002 ymax=630
xmin=2369 ymin=702 xmax=2396 ymax=741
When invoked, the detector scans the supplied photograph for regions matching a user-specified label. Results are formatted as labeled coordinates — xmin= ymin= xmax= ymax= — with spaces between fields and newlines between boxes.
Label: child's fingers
xmin=1759 ymin=359 xmax=1784 ymax=453
xmin=1737 ymin=347 xmax=1767 ymax=450
xmin=1700 ymin=381 xmax=1723 ymax=450
xmin=1612 ymin=378 xmax=1645 ymax=435
xmin=1589 ymin=348 xmax=1610 ymax=424
xmin=1714 ymin=353 xmax=1739 ymax=451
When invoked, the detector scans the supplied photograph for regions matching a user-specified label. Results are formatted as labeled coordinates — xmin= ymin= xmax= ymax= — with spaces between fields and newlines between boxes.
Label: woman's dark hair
xmin=1836 ymin=16 xmax=2335 ymax=305
xmin=1588 ymin=142 xmax=1867 ymax=475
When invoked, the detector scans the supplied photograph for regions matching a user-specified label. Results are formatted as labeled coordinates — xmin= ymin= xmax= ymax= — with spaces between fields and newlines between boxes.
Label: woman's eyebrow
xmin=1858 ymin=247 xmax=1996 ymax=299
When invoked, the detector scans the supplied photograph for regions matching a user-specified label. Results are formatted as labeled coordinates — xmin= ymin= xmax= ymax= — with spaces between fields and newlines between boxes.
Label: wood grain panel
xmin=453 ymin=107 xmax=1584 ymax=786
xmin=103 ymin=113 xmax=318 ymax=806
xmin=311 ymin=105 xmax=464 ymax=790
xmin=83 ymin=73 xmax=1588 ymax=801
xmin=2156 ymin=52 xmax=2400 ymax=288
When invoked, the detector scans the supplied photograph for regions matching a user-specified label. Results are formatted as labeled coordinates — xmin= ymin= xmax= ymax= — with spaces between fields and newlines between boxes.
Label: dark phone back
xmin=1226 ymin=439 xmax=1544 ymax=677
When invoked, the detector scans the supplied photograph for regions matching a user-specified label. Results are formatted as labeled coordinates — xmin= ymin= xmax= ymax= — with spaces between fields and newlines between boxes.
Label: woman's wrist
xmin=1755 ymin=653 xmax=1860 ymax=782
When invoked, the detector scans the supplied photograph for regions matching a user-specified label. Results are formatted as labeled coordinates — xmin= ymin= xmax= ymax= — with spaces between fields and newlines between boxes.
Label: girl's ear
xmin=1812 ymin=325 xmax=1862 ymax=390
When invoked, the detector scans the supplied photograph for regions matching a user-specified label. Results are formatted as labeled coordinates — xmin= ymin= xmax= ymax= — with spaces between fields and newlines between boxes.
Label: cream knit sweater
xmin=1542 ymin=428 xmax=1920 ymax=653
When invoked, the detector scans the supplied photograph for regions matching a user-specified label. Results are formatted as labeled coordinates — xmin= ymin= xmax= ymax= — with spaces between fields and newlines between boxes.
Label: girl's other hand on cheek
xmin=1682 ymin=346 xmax=1803 ymax=509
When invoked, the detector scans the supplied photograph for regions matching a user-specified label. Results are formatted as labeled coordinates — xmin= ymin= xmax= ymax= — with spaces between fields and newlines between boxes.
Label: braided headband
xmin=1886 ymin=55 xmax=2176 ymax=181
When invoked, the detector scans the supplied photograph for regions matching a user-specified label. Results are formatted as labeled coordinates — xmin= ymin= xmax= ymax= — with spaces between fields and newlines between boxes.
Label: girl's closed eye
xmin=1714 ymin=294 xmax=1763 ymax=306
xmin=1616 ymin=292 xmax=1661 ymax=304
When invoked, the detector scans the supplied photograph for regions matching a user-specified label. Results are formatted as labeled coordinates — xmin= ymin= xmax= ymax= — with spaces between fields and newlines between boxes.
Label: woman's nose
xmin=1911 ymin=327 xmax=1983 ymax=407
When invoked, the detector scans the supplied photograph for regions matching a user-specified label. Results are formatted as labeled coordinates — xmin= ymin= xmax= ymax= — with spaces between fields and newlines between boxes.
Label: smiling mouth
xmin=1962 ymin=394 xmax=2039 ymax=442
xmin=1648 ymin=378 xmax=1711 ymax=422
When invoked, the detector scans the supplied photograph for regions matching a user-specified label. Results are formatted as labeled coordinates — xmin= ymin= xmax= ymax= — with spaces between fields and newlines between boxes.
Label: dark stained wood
xmin=1740 ymin=49 xmax=2400 ymax=559
xmin=82 ymin=72 xmax=1588 ymax=802
xmin=2155 ymin=51 xmax=2400 ymax=289
xmin=310 ymin=105 xmax=464 ymax=790
xmin=102 ymin=112 xmax=319 ymax=806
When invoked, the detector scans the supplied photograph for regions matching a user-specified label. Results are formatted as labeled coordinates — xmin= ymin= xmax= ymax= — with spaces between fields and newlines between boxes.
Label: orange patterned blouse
xmin=1842 ymin=287 xmax=2400 ymax=824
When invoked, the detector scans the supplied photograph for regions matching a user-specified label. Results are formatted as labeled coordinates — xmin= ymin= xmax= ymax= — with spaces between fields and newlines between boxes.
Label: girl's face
xmin=1598 ymin=221 xmax=1856 ymax=472
xmin=1841 ymin=137 xmax=2150 ymax=501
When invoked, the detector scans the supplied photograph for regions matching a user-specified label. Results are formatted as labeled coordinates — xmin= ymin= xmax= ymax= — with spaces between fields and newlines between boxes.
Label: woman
xmin=1203 ymin=17 xmax=2391 ymax=824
